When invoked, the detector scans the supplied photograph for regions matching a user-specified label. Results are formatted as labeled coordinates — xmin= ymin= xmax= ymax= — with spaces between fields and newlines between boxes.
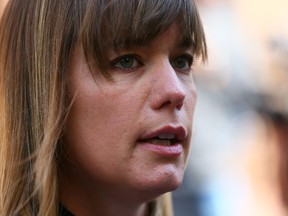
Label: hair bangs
xmin=80 ymin=0 xmax=207 ymax=79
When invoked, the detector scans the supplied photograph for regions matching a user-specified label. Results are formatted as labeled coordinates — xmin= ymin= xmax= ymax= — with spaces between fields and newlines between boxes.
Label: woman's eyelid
xmin=110 ymin=53 xmax=143 ymax=68
xmin=171 ymin=53 xmax=194 ymax=68
xmin=171 ymin=47 xmax=194 ymax=61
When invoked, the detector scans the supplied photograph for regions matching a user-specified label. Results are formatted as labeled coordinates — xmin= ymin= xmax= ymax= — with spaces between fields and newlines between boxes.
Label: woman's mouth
xmin=139 ymin=134 xmax=178 ymax=146
xmin=137 ymin=125 xmax=187 ymax=156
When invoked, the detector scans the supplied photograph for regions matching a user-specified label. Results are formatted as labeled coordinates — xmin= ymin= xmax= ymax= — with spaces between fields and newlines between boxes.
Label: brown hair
xmin=0 ymin=0 xmax=207 ymax=215
xmin=81 ymin=0 xmax=207 ymax=78
xmin=257 ymin=109 xmax=288 ymax=210
xmin=275 ymin=116 xmax=288 ymax=209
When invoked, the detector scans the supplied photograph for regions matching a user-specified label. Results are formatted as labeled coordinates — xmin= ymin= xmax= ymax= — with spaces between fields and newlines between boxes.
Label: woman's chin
xmin=153 ymin=174 xmax=183 ymax=193
xmin=131 ymin=170 xmax=184 ymax=200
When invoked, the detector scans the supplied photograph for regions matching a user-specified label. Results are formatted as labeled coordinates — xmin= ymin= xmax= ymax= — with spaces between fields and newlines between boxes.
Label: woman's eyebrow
xmin=178 ymin=37 xmax=193 ymax=49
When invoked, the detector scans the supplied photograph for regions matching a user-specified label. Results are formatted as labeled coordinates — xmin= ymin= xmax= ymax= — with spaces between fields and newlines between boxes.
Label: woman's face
xmin=63 ymin=23 xmax=197 ymax=201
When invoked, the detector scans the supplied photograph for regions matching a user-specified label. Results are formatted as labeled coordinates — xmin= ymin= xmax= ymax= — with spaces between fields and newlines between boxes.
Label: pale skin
xmin=60 ymin=22 xmax=197 ymax=216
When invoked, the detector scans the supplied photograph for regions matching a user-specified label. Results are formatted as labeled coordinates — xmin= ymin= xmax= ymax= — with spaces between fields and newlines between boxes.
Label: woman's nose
xmin=150 ymin=61 xmax=186 ymax=111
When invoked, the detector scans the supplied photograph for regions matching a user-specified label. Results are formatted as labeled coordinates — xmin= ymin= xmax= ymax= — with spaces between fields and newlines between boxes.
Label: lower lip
xmin=138 ymin=142 xmax=183 ymax=157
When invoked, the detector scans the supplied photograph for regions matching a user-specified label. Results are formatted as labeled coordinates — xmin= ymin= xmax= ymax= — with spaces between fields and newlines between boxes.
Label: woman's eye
xmin=111 ymin=55 xmax=142 ymax=69
xmin=171 ymin=55 xmax=194 ymax=70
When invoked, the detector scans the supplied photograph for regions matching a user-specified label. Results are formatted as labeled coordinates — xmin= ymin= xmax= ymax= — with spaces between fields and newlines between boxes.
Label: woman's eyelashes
xmin=110 ymin=54 xmax=143 ymax=70
xmin=171 ymin=54 xmax=194 ymax=71
xmin=110 ymin=53 xmax=194 ymax=72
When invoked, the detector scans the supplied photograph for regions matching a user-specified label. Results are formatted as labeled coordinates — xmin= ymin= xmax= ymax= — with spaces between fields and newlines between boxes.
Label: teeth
xmin=148 ymin=139 xmax=171 ymax=146
xmin=158 ymin=134 xmax=175 ymax=140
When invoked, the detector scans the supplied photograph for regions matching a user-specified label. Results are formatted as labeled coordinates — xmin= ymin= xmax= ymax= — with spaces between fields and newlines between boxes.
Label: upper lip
xmin=139 ymin=124 xmax=187 ymax=141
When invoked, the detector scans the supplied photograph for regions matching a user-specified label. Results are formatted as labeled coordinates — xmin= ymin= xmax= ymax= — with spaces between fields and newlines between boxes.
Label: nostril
xmin=173 ymin=91 xmax=185 ymax=109
xmin=160 ymin=101 xmax=172 ymax=109
xmin=176 ymin=101 xmax=184 ymax=110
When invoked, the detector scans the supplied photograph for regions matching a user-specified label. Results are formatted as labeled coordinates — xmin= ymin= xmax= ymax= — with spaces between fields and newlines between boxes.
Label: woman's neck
xmin=59 ymin=165 xmax=151 ymax=216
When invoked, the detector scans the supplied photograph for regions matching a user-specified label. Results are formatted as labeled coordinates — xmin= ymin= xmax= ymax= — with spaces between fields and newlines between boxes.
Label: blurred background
xmin=173 ymin=0 xmax=288 ymax=215
xmin=1 ymin=0 xmax=288 ymax=215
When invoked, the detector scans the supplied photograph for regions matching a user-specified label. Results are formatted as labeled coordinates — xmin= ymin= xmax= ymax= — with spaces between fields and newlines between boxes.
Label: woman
xmin=0 ymin=0 xmax=207 ymax=215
